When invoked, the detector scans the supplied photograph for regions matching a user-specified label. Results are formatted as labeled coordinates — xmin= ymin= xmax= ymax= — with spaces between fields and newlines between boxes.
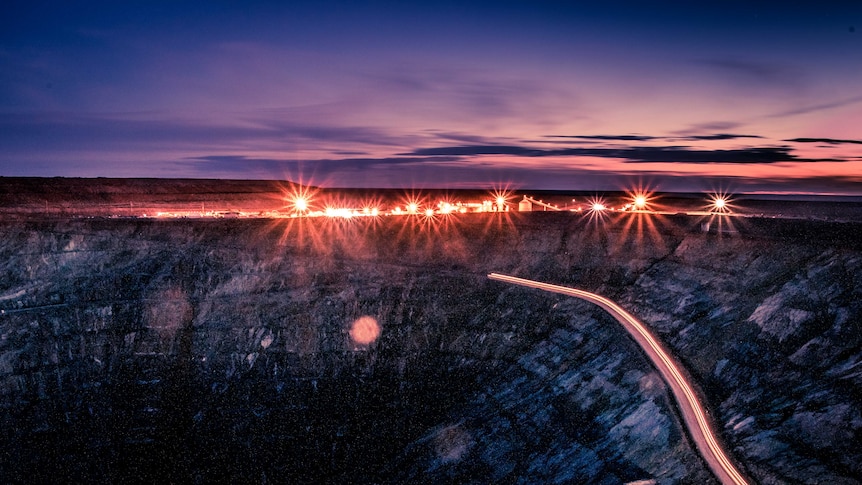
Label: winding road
xmin=488 ymin=273 xmax=748 ymax=485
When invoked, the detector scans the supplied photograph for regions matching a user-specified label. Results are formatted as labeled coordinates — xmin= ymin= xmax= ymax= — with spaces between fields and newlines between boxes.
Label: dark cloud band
xmin=406 ymin=145 xmax=836 ymax=164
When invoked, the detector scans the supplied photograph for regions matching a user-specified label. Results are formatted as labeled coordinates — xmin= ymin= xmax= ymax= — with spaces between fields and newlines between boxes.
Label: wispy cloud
xmin=546 ymin=135 xmax=656 ymax=141
xmin=767 ymin=94 xmax=862 ymax=118
xmin=0 ymin=110 xmax=412 ymax=152
xmin=674 ymin=121 xmax=744 ymax=135
xmin=785 ymin=137 xmax=862 ymax=145
xmin=406 ymin=145 xmax=837 ymax=164
xmin=695 ymin=59 xmax=802 ymax=87
xmin=186 ymin=154 xmax=464 ymax=173
xmin=676 ymin=133 xmax=763 ymax=141
xmin=547 ymin=133 xmax=763 ymax=143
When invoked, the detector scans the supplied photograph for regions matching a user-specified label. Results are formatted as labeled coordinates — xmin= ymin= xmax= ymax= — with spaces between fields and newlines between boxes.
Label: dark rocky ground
xmin=1 ymin=210 xmax=860 ymax=484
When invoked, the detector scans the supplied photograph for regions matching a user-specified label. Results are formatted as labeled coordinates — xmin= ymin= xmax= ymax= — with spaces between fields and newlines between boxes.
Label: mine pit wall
xmin=1 ymin=213 xmax=860 ymax=484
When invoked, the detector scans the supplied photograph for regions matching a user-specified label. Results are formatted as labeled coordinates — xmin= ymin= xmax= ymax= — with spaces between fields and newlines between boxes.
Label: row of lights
xmin=289 ymin=189 xmax=732 ymax=219
xmin=586 ymin=191 xmax=731 ymax=214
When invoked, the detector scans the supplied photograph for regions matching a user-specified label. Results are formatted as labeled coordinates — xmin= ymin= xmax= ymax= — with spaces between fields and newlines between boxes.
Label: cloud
xmin=410 ymin=146 xmax=541 ymax=156
xmin=186 ymin=154 xmax=463 ymax=173
xmin=695 ymin=59 xmax=800 ymax=86
xmin=768 ymin=94 xmax=862 ymax=118
xmin=677 ymin=133 xmax=763 ymax=141
xmin=0 ymin=110 xmax=411 ymax=152
xmin=616 ymin=147 xmax=807 ymax=164
xmin=406 ymin=145 xmax=835 ymax=164
xmin=547 ymin=135 xmax=656 ymax=141
xmin=785 ymin=137 xmax=862 ymax=145
xmin=428 ymin=131 xmax=503 ymax=145
xmin=547 ymin=133 xmax=763 ymax=143
xmin=674 ymin=121 xmax=744 ymax=134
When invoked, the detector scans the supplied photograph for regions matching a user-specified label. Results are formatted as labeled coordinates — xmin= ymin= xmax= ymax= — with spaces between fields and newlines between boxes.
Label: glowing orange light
xmin=350 ymin=316 xmax=381 ymax=345
xmin=286 ymin=185 xmax=317 ymax=215
xmin=325 ymin=207 xmax=353 ymax=218
xmin=708 ymin=192 xmax=733 ymax=213
xmin=439 ymin=201 xmax=454 ymax=214
xmin=490 ymin=188 xmax=511 ymax=211
xmin=586 ymin=196 xmax=609 ymax=222
xmin=425 ymin=208 xmax=435 ymax=217
xmin=407 ymin=202 xmax=419 ymax=214
xmin=625 ymin=183 xmax=656 ymax=212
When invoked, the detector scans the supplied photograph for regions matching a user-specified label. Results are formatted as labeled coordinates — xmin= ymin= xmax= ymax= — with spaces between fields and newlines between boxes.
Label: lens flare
xmin=708 ymin=192 xmax=733 ymax=213
xmin=284 ymin=185 xmax=315 ymax=216
xmin=490 ymin=187 xmax=512 ymax=212
xmin=625 ymin=183 xmax=656 ymax=212
xmin=585 ymin=196 xmax=609 ymax=223
xmin=350 ymin=316 xmax=381 ymax=345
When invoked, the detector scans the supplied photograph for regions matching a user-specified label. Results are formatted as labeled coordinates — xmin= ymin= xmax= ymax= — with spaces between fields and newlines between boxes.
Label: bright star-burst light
xmin=586 ymin=196 xmax=609 ymax=223
xmin=625 ymin=183 xmax=655 ymax=212
xmin=490 ymin=187 xmax=512 ymax=212
xmin=287 ymin=184 xmax=317 ymax=215
xmin=708 ymin=192 xmax=733 ymax=213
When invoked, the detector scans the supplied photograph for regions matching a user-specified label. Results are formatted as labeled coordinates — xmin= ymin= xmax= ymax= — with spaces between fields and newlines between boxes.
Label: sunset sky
xmin=2 ymin=1 xmax=861 ymax=194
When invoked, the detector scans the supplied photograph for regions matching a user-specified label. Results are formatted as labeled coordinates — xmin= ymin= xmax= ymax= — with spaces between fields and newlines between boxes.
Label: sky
xmin=1 ymin=1 xmax=861 ymax=194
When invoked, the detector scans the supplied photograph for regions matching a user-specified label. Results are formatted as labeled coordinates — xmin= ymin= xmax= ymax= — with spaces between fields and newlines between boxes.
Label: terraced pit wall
xmin=1 ymin=213 xmax=860 ymax=484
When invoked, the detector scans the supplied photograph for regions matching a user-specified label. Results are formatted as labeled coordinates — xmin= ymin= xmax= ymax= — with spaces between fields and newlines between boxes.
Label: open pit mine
xmin=1 ymin=196 xmax=861 ymax=484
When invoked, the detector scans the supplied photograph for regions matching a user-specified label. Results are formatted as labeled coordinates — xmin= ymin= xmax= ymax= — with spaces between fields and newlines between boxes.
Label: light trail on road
xmin=488 ymin=273 xmax=748 ymax=485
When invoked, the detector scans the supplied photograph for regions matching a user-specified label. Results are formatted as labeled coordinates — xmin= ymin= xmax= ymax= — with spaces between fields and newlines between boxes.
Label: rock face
xmin=1 ymin=213 xmax=860 ymax=484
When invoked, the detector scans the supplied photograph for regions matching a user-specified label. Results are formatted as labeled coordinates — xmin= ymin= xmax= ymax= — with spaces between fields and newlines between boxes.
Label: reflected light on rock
xmin=350 ymin=316 xmax=381 ymax=344
xmin=434 ymin=425 xmax=473 ymax=463
xmin=261 ymin=334 xmax=273 ymax=349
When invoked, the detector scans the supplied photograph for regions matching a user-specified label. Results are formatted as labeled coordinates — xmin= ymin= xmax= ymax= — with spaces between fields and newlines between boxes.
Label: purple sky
xmin=1 ymin=1 xmax=861 ymax=194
